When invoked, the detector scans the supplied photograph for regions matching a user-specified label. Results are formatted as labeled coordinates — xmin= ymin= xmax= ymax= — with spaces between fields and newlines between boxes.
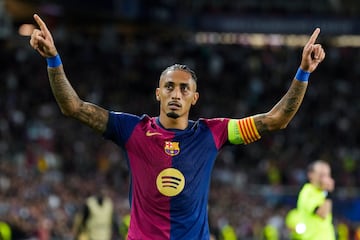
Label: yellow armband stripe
xmin=228 ymin=117 xmax=261 ymax=144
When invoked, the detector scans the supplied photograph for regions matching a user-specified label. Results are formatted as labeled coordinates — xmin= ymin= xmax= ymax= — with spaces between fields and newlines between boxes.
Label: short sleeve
xmin=203 ymin=118 xmax=230 ymax=150
xmin=103 ymin=111 xmax=141 ymax=147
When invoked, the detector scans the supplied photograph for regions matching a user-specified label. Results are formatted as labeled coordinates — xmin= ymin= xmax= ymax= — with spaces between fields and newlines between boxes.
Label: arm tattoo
xmin=254 ymin=114 xmax=269 ymax=133
xmin=254 ymin=80 xmax=307 ymax=134
xmin=48 ymin=66 xmax=108 ymax=133
xmin=74 ymin=102 xmax=108 ymax=133
xmin=280 ymin=82 xmax=307 ymax=115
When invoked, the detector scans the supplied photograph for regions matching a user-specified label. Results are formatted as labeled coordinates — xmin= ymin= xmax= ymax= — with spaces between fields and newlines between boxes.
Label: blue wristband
xmin=295 ymin=68 xmax=310 ymax=82
xmin=46 ymin=54 xmax=62 ymax=68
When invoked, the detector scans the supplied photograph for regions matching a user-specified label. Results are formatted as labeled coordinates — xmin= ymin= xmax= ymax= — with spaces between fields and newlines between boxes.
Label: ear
xmin=191 ymin=92 xmax=199 ymax=105
xmin=307 ymin=172 xmax=313 ymax=182
xmin=155 ymin=88 xmax=160 ymax=101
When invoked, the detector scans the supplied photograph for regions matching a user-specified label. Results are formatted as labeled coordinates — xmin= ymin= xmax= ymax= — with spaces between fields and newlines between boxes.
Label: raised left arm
xmin=254 ymin=28 xmax=325 ymax=134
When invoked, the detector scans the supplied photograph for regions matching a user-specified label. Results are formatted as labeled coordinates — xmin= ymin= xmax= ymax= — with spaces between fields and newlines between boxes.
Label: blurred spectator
xmin=0 ymin=221 xmax=11 ymax=240
xmin=296 ymin=161 xmax=335 ymax=240
xmin=73 ymin=190 xmax=116 ymax=240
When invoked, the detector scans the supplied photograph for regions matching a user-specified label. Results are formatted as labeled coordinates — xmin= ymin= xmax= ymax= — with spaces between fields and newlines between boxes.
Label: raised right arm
xmin=48 ymin=66 xmax=109 ymax=133
xmin=30 ymin=14 xmax=108 ymax=134
xmin=252 ymin=28 xmax=325 ymax=134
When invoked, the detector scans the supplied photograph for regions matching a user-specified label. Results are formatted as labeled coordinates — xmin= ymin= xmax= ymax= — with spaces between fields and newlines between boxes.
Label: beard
xmin=166 ymin=112 xmax=180 ymax=119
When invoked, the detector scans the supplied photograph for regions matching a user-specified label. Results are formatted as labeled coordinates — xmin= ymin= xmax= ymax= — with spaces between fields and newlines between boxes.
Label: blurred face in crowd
xmin=308 ymin=161 xmax=333 ymax=191
xmin=156 ymin=69 xmax=199 ymax=120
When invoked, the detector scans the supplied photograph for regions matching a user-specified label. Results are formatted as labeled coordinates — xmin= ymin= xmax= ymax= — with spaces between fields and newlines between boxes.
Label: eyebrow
xmin=164 ymin=81 xmax=190 ymax=87
xmin=163 ymin=81 xmax=174 ymax=86
xmin=162 ymin=79 xmax=197 ymax=91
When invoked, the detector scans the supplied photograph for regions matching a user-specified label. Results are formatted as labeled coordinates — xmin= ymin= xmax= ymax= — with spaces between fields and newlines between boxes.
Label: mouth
xmin=168 ymin=101 xmax=182 ymax=110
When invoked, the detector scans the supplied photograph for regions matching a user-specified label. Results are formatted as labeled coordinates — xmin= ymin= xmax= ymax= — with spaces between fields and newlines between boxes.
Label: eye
xmin=165 ymin=83 xmax=173 ymax=90
xmin=181 ymin=88 xmax=188 ymax=93
xmin=181 ymin=85 xmax=190 ymax=92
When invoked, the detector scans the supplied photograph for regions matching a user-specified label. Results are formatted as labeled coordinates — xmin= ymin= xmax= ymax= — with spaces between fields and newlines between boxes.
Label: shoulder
xmin=299 ymin=183 xmax=312 ymax=194
xmin=197 ymin=118 xmax=230 ymax=135
xmin=103 ymin=112 xmax=151 ymax=144
xmin=199 ymin=118 xmax=230 ymax=127
xmin=86 ymin=196 xmax=96 ymax=205
xmin=299 ymin=183 xmax=322 ymax=198
xmin=108 ymin=111 xmax=144 ymax=121
xmin=107 ymin=112 xmax=152 ymax=128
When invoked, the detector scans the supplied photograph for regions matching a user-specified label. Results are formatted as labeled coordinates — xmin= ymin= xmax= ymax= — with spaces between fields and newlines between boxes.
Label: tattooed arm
xmin=253 ymin=28 xmax=325 ymax=134
xmin=47 ymin=67 xmax=108 ymax=133
xmin=253 ymin=80 xmax=307 ymax=133
xmin=30 ymin=14 xmax=108 ymax=134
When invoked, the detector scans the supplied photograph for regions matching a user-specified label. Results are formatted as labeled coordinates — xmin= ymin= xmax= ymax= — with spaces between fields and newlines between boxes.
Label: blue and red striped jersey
xmin=103 ymin=112 xmax=231 ymax=239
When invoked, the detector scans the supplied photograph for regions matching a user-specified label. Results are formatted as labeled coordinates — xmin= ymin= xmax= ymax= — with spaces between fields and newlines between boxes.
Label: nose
xmin=171 ymin=87 xmax=181 ymax=100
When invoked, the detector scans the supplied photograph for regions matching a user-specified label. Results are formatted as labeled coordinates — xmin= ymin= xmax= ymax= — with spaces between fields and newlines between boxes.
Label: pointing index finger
xmin=33 ymin=14 xmax=50 ymax=35
xmin=306 ymin=28 xmax=320 ymax=45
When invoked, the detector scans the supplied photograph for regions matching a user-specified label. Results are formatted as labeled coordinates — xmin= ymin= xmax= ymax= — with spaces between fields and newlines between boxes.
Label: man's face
xmin=156 ymin=70 xmax=199 ymax=119
xmin=309 ymin=162 xmax=332 ymax=190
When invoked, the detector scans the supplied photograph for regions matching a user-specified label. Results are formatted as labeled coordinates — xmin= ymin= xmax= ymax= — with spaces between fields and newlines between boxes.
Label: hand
xmin=321 ymin=177 xmax=335 ymax=192
xmin=29 ymin=14 xmax=58 ymax=58
xmin=300 ymin=28 xmax=326 ymax=73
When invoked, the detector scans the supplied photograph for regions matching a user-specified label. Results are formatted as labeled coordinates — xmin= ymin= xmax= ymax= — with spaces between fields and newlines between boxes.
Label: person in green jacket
xmin=296 ymin=160 xmax=335 ymax=240
xmin=0 ymin=221 xmax=11 ymax=240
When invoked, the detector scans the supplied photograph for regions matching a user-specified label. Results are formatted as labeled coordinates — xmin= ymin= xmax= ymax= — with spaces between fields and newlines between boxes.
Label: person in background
xmin=0 ymin=221 xmax=11 ymax=240
xmin=119 ymin=214 xmax=130 ymax=240
xmin=296 ymin=160 xmax=335 ymax=240
xmin=73 ymin=191 xmax=115 ymax=240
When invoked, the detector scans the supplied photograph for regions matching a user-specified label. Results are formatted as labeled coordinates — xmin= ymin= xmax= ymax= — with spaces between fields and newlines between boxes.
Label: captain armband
xmin=228 ymin=117 xmax=261 ymax=145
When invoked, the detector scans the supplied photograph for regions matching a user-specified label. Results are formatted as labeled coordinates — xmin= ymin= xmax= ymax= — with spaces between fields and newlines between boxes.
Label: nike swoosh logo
xmin=146 ymin=130 xmax=162 ymax=137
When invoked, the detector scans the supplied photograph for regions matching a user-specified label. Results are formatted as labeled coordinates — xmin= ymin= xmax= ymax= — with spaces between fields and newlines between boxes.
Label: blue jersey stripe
xmin=170 ymin=122 xmax=219 ymax=239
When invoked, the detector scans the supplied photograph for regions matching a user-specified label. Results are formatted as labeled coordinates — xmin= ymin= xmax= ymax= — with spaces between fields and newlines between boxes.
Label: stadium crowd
xmin=2 ymin=14 xmax=360 ymax=238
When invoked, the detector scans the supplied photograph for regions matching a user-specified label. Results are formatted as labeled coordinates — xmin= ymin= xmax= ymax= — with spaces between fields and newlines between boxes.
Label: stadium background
xmin=1 ymin=0 xmax=360 ymax=239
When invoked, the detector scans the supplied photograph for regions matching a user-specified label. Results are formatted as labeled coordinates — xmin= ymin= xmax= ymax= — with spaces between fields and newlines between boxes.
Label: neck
xmin=159 ymin=113 xmax=189 ymax=130
xmin=310 ymin=181 xmax=322 ymax=190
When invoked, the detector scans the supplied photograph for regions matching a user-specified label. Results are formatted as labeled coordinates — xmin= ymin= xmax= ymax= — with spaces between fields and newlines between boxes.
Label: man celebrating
xmin=30 ymin=14 xmax=325 ymax=240
xmin=296 ymin=160 xmax=336 ymax=240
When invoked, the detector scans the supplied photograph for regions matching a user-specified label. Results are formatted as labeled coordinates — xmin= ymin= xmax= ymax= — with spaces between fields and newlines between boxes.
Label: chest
xmin=125 ymin=126 xmax=218 ymax=169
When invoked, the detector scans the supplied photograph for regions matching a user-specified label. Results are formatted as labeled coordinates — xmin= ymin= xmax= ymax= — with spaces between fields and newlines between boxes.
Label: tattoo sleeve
xmin=253 ymin=79 xmax=307 ymax=134
xmin=254 ymin=115 xmax=269 ymax=133
xmin=48 ymin=66 xmax=108 ymax=133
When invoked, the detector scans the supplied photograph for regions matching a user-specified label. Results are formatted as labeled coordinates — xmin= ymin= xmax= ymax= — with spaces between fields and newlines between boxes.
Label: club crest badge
xmin=164 ymin=141 xmax=180 ymax=156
